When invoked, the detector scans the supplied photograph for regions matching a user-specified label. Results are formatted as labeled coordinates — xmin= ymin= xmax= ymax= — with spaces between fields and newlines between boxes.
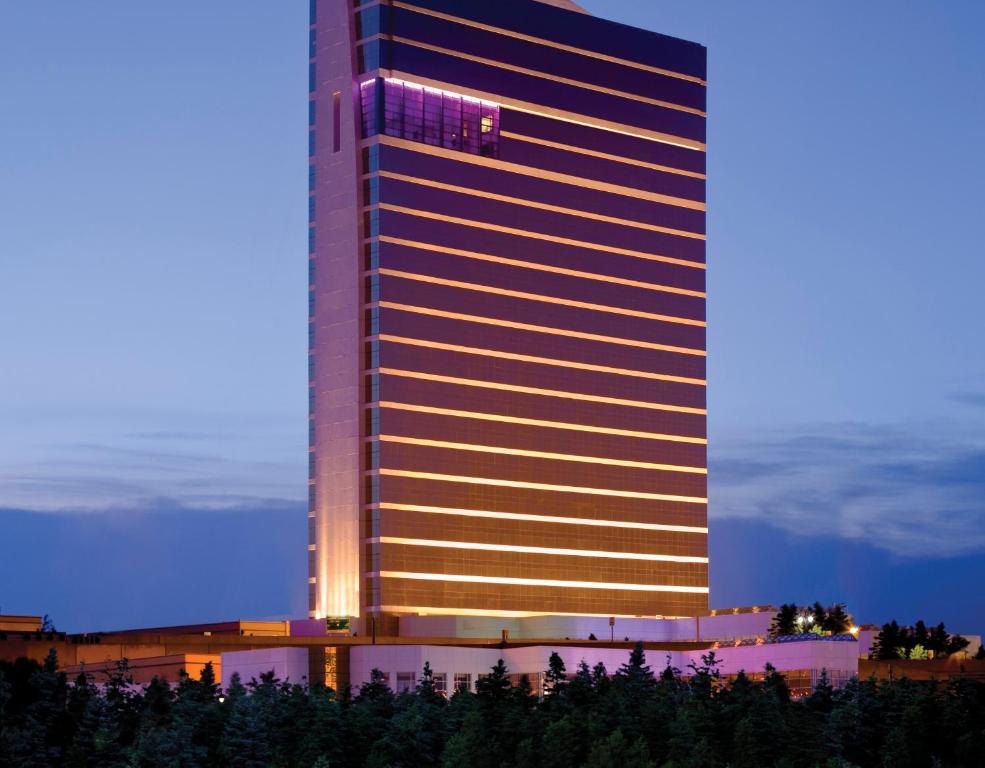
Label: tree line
xmin=3 ymin=646 xmax=985 ymax=767
xmin=870 ymin=620 xmax=978 ymax=661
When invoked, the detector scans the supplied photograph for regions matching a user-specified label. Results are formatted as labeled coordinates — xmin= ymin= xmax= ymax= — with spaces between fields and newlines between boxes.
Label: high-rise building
xmin=308 ymin=0 xmax=708 ymax=624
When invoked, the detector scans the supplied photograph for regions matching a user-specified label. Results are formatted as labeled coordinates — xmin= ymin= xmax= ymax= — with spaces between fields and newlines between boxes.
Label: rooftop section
xmin=535 ymin=0 xmax=589 ymax=13
xmin=0 ymin=615 xmax=42 ymax=633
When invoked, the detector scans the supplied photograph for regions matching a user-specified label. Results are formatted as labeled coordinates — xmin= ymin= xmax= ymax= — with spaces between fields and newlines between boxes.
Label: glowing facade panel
xmin=310 ymin=0 xmax=708 ymax=621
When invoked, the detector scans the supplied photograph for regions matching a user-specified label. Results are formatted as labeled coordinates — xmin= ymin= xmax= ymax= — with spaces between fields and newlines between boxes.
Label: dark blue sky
xmin=1 ymin=1 xmax=984 ymax=633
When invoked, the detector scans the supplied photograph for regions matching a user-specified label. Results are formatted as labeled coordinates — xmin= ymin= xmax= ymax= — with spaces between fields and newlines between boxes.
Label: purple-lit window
xmin=360 ymin=78 xmax=500 ymax=157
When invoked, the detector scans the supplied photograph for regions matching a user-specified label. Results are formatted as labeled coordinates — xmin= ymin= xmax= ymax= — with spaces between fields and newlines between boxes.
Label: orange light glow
xmin=377 ymin=268 xmax=705 ymax=326
xmin=376 ymin=434 xmax=707 ymax=474
xmin=370 ymin=536 xmax=709 ymax=563
xmin=375 ymin=136 xmax=706 ymax=210
xmin=372 ymin=570 xmax=710 ymax=593
xmin=498 ymin=132 xmax=705 ymax=179
xmin=376 ymin=502 xmax=708 ymax=534
xmin=389 ymin=37 xmax=706 ymax=117
xmin=377 ymin=235 xmax=706 ymax=298
xmin=376 ymin=303 xmax=706 ymax=356
xmin=368 ymin=605 xmax=692 ymax=619
xmin=387 ymin=71 xmax=705 ymax=151
xmin=377 ymin=172 xmax=706 ymax=240
xmin=390 ymin=1 xmax=707 ymax=85
xmin=378 ymin=204 xmax=706 ymax=269
xmin=378 ymin=365 xmax=707 ymax=411
xmin=376 ymin=401 xmax=708 ymax=444
xmin=376 ymin=468 xmax=708 ymax=504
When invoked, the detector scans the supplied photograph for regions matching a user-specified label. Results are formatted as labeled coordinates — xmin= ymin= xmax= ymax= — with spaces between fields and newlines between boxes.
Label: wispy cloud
xmin=711 ymin=422 xmax=985 ymax=558
xmin=0 ymin=406 xmax=306 ymax=512
xmin=950 ymin=392 xmax=985 ymax=409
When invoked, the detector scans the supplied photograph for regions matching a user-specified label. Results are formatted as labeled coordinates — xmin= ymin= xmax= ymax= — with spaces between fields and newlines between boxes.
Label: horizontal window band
xmin=390 ymin=35 xmax=706 ymax=118
xmin=376 ymin=303 xmax=707 ymax=357
xmin=376 ymin=235 xmax=704 ymax=298
xmin=377 ymin=172 xmax=706 ymax=241
xmin=374 ymin=136 xmax=704 ymax=209
xmin=391 ymin=1 xmax=707 ymax=86
xmin=386 ymin=69 xmax=705 ymax=151
xmin=501 ymin=131 xmax=705 ymax=179
xmin=370 ymin=570 xmax=710 ymax=594
xmin=368 ymin=536 xmax=708 ymax=563
xmin=374 ymin=435 xmax=707 ymax=474
xmin=373 ymin=502 xmax=708 ymax=534
xmin=377 ymin=342 xmax=706 ymax=391
xmin=378 ymin=204 xmax=705 ymax=269
xmin=376 ymin=401 xmax=707 ymax=444
xmin=367 ymin=605 xmax=692 ymax=619
xmin=376 ymin=268 xmax=705 ymax=327
xmin=375 ymin=468 xmax=708 ymax=504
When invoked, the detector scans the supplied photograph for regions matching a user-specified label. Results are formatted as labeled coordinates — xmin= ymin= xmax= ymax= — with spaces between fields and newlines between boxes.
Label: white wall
xmin=349 ymin=639 xmax=859 ymax=692
xmin=398 ymin=612 xmax=775 ymax=643
xmin=221 ymin=648 xmax=310 ymax=690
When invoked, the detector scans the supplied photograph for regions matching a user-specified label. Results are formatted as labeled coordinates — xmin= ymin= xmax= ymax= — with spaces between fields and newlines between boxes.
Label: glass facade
xmin=310 ymin=0 xmax=708 ymax=622
xmin=361 ymin=78 xmax=501 ymax=157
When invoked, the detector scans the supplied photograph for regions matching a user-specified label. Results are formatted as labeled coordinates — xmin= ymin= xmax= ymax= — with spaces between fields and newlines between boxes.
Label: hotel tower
xmin=308 ymin=0 xmax=708 ymax=625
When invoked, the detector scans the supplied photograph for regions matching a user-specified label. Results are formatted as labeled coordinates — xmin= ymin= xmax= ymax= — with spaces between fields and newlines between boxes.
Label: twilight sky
xmin=1 ymin=0 xmax=984 ymax=632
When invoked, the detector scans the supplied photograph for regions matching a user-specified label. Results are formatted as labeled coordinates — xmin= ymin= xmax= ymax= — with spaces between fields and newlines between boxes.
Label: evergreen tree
xmin=809 ymin=602 xmax=828 ymax=634
xmin=474 ymin=659 xmax=512 ymax=763
xmin=591 ymin=661 xmax=610 ymax=696
xmin=976 ymin=642 xmax=985 ymax=660
xmin=770 ymin=604 xmax=799 ymax=638
xmin=541 ymin=714 xmax=587 ymax=768
xmin=296 ymin=682 xmax=343 ymax=768
xmin=825 ymin=677 xmax=884 ymax=767
xmin=71 ymin=694 xmax=128 ymax=768
xmin=823 ymin=604 xmax=853 ymax=635
xmin=4 ymin=649 xmax=69 ymax=768
xmin=220 ymin=672 xmax=274 ymax=768
xmin=544 ymin=651 xmax=567 ymax=699
xmin=128 ymin=676 xmax=174 ymax=768
xmin=585 ymin=729 xmax=654 ymax=768
xmin=617 ymin=642 xmax=654 ymax=689
xmin=871 ymin=621 xmax=905 ymax=660
xmin=101 ymin=659 xmax=142 ymax=751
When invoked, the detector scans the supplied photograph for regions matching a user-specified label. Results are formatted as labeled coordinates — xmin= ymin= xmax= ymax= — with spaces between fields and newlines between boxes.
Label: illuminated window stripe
xmin=371 ymin=570 xmax=710 ymax=594
xmin=375 ymin=468 xmax=708 ymax=504
xmin=500 ymin=131 xmax=705 ymax=179
xmin=377 ymin=235 xmax=705 ymax=298
xmin=377 ymin=172 xmax=706 ymax=241
xmin=378 ymin=362 xmax=707 ymax=410
xmin=375 ymin=502 xmax=708 ymax=534
xmin=376 ymin=401 xmax=708 ymax=444
xmin=379 ymin=204 xmax=705 ymax=270
xmin=390 ymin=36 xmax=706 ymax=117
xmin=377 ymin=268 xmax=705 ymax=327
xmin=376 ymin=434 xmax=708 ymax=474
xmin=387 ymin=70 xmax=705 ymax=151
xmin=391 ymin=1 xmax=707 ymax=85
xmin=377 ymin=302 xmax=707 ymax=357
xmin=375 ymin=135 xmax=705 ymax=210
xmin=369 ymin=536 xmax=709 ymax=563
xmin=368 ymin=605 xmax=693 ymax=619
